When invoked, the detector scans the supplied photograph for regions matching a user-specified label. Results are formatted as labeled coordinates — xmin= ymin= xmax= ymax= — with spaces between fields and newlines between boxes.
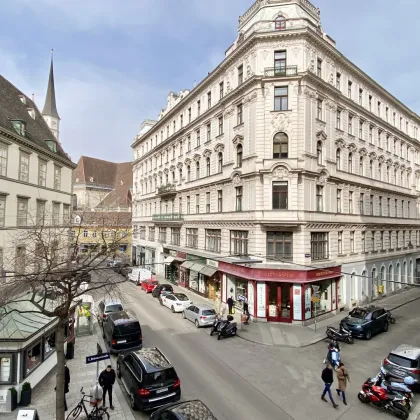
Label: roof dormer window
xmin=45 ymin=139 xmax=57 ymax=152
xmin=11 ymin=120 xmax=26 ymax=136
xmin=275 ymin=16 xmax=286 ymax=31
xmin=19 ymin=95 xmax=26 ymax=105
xmin=27 ymin=108 xmax=36 ymax=119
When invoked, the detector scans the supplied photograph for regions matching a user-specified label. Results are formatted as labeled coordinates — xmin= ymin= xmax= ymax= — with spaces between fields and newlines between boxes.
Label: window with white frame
xmin=230 ymin=230 xmax=248 ymax=256
xmin=19 ymin=152 xmax=30 ymax=182
xmin=0 ymin=142 xmax=7 ymax=176
xmin=206 ymin=229 xmax=221 ymax=252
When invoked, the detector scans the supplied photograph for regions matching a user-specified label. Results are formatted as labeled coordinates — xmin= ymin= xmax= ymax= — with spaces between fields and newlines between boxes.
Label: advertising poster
xmin=305 ymin=286 xmax=312 ymax=319
xmin=293 ymin=285 xmax=302 ymax=320
xmin=248 ymin=282 xmax=255 ymax=316
xmin=257 ymin=282 xmax=266 ymax=317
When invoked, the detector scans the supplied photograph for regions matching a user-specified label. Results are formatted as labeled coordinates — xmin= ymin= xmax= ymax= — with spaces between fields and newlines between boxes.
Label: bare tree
xmin=0 ymin=205 xmax=131 ymax=420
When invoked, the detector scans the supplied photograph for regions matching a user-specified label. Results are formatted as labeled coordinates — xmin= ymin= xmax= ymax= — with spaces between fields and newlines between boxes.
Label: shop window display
xmin=25 ymin=342 xmax=42 ymax=376
xmin=0 ymin=355 xmax=12 ymax=383
xmin=44 ymin=332 xmax=56 ymax=358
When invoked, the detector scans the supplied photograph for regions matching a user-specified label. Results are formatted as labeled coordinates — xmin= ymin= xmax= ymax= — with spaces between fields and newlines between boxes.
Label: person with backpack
xmin=321 ymin=363 xmax=338 ymax=408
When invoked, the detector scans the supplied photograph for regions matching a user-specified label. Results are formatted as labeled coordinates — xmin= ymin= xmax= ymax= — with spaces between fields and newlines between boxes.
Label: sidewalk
xmin=2 ymin=327 xmax=135 ymax=420
xmin=168 ymin=279 xmax=420 ymax=348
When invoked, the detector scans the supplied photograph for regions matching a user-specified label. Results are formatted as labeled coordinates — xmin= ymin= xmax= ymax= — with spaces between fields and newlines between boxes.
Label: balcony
xmin=152 ymin=213 xmax=184 ymax=223
xmin=264 ymin=66 xmax=298 ymax=78
xmin=157 ymin=184 xmax=177 ymax=197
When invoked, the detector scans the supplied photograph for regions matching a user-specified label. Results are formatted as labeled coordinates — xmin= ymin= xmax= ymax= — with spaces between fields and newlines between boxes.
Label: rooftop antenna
xmin=32 ymin=93 xmax=35 ymax=102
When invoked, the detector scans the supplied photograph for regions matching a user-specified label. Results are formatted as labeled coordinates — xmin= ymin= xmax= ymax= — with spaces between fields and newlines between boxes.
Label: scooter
xmin=323 ymin=341 xmax=341 ymax=371
xmin=217 ymin=316 xmax=237 ymax=340
xmin=210 ymin=315 xmax=226 ymax=336
xmin=327 ymin=324 xmax=354 ymax=344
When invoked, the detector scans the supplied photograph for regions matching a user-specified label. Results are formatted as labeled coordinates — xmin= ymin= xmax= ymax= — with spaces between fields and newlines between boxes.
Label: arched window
xmin=316 ymin=141 xmax=323 ymax=165
xmin=388 ymin=265 xmax=393 ymax=292
xmin=206 ymin=157 xmax=211 ymax=176
xmin=409 ymin=260 xmax=413 ymax=283
xmin=179 ymin=168 xmax=182 ymax=181
xmin=407 ymin=172 xmax=410 ymax=187
xmin=403 ymin=261 xmax=407 ymax=284
xmin=361 ymin=270 xmax=367 ymax=299
xmin=350 ymin=273 xmax=356 ymax=300
xmin=273 ymin=132 xmax=288 ymax=158
xmin=218 ymin=153 xmax=223 ymax=173
xmin=348 ymin=152 xmax=353 ymax=173
xmin=378 ymin=163 xmax=382 ymax=181
xmin=372 ymin=267 xmax=377 ymax=297
xmin=165 ymin=173 xmax=169 ymax=184
xmin=380 ymin=266 xmax=386 ymax=292
xmin=394 ymin=168 xmax=398 ymax=185
xmin=386 ymin=166 xmax=390 ymax=183
xmin=237 ymin=145 xmax=243 ymax=168
xmin=275 ymin=16 xmax=286 ymax=30
xmin=336 ymin=149 xmax=341 ymax=170
xmin=396 ymin=263 xmax=401 ymax=289
xmin=369 ymin=159 xmax=374 ymax=178
xmin=187 ymin=165 xmax=191 ymax=182
xmin=196 ymin=161 xmax=200 ymax=179
xmin=83 ymin=229 xmax=88 ymax=238
xmin=359 ymin=156 xmax=364 ymax=176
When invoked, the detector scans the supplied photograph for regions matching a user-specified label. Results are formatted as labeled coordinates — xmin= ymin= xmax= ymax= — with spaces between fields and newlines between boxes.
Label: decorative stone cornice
xmin=193 ymin=154 xmax=201 ymax=162
xmin=184 ymin=158 xmax=191 ymax=166
xmin=203 ymin=149 xmax=212 ymax=158
xmin=316 ymin=130 xmax=327 ymax=141
xmin=232 ymin=134 xmax=244 ymax=146
xmin=176 ymin=162 xmax=183 ymax=169
xmin=214 ymin=143 xmax=225 ymax=153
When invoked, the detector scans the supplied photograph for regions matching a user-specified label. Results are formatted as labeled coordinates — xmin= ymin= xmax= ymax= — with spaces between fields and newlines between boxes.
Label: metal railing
xmin=152 ymin=213 xmax=184 ymax=221
xmin=264 ymin=66 xmax=298 ymax=77
xmin=157 ymin=184 xmax=177 ymax=195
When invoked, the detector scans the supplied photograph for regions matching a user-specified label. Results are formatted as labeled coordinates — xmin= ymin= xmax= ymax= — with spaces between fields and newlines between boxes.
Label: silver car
xmin=382 ymin=344 xmax=420 ymax=384
xmin=182 ymin=304 xmax=217 ymax=328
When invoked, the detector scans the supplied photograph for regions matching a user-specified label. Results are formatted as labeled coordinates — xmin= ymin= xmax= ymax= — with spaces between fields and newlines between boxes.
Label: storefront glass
xmin=311 ymin=279 xmax=332 ymax=315
xmin=267 ymin=283 xmax=291 ymax=321
xmin=25 ymin=341 xmax=42 ymax=376
xmin=44 ymin=332 xmax=56 ymax=358
xmin=226 ymin=275 xmax=247 ymax=309
xmin=0 ymin=356 xmax=12 ymax=383
xmin=198 ymin=273 xmax=206 ymax=295
xmin=189 ymin=270 xmax=199 ymax=291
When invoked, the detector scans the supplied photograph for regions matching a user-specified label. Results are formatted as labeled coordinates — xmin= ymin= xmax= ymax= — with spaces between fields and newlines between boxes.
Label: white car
xmin=161 ymin=293 xmax=193 ymax=313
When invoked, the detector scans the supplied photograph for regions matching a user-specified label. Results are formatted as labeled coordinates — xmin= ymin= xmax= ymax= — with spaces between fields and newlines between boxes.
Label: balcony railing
xmin=157 ymin=184 xmax=177 ymax=196
xmin=264 ymin=66 xmax=298 ymax=77
xmin=152 ymin=213 xmax=184 ymax=222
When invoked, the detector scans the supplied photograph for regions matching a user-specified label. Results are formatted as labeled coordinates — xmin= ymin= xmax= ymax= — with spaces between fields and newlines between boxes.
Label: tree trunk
xmin=55 ymin=319 xmax=66 ymax=420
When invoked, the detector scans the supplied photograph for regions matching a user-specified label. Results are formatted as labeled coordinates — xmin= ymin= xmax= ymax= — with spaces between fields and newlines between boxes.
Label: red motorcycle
xmin=358 ymin=378 xmax=409 ymax=419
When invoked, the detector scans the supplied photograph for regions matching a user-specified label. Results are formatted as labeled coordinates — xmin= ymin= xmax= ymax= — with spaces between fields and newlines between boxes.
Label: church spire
xmin=42 ymin=49 xmax=60 ymax=119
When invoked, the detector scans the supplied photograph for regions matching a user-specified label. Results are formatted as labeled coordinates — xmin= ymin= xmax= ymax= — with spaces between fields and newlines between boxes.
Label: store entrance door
xmin=266 ymin=283 xmax=292 ymax=322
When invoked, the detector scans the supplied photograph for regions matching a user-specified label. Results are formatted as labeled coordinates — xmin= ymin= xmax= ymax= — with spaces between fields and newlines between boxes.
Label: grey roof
xmin=42 ymin=58 xmax=60 ymax=118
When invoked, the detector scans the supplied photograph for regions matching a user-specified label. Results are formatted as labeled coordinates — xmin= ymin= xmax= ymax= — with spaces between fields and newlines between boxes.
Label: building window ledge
xmin=396 ymin=247 xmax=401 ymax=251
xmin=316 ymin=118 xmax=326 ymax=125
xmin=271 ymin=109 xmax=292 ymax=114
xmin=371 ymin=250 xmax=378 ymax=254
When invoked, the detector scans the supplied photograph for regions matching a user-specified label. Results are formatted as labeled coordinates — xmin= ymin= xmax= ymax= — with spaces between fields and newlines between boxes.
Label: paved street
xmin=114 ymin=280 xmax=420 ymax=420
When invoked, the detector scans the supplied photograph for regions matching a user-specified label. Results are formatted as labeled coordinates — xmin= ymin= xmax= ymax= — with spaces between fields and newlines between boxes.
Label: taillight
xmin=412 ymin=369 xmax=420 ymax=374
xmin=103 ymin=313 xmax=107 ymax=319
xmin=111 ymin=339 xmax=117 ymax=345
xmin=173 ymin=379 xmax=180 ymax=388
xmin=139 ymin=335 xmax=142 ymax=341
xmin=138 ymin=388 xmax=150 ymax=396
xmin=200 ymin=316 xmax=206 ymax=319
xmin=383 ymin=358 xmax=390 ymax=365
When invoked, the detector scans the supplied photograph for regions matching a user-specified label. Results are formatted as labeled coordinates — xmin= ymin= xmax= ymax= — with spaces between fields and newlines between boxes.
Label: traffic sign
xmin=86 ymin=353 xmax=110 ymax=364
xmin=311 ymin=296 xmax=320 ymax=303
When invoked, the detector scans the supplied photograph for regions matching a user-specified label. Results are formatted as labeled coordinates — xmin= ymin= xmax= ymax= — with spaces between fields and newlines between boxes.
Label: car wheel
xmin=365 ymin=329 xmax=372 ymax=340
xmin=182 ymin=311 xmax=186 ymax=319
xmin=116 ymin=363 xmax=121 ymax=378
xmin=171 ymin=306 xmax=175 ymax=313
xmin=195 ymin=319 xmax=200 ymax=328
xmin=383 ymin=322 xmax=389 ymax=332
xmin=129 ymin=391 xmax=137 ymax=410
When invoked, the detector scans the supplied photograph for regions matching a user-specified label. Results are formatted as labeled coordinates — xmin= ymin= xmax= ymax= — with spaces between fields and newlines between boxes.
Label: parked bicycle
xmin=66 ymin=387 xmax=109 ymax=420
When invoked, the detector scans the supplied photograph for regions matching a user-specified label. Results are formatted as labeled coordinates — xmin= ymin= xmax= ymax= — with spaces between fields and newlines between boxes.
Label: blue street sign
xmin=86 ymin=353 xmax=110 ymax=364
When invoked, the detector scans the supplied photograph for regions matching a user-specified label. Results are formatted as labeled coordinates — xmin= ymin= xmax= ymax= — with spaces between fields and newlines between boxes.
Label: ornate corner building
xmin=131 ymin=0 xmax=420 ymax=324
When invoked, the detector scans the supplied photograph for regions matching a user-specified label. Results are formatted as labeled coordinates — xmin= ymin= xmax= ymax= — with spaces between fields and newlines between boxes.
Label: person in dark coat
xmin=321 ymin=363 xmax=338 ymax=408
xmin=64 ymin=364 xmax=70 ymax=411
xmin=99 ymin=365 xmax=116 ymax=410
xmin=227 ymin=296 xmax=234 ymax=314
xmin=243 ymin=296 xmax=250 ymax=325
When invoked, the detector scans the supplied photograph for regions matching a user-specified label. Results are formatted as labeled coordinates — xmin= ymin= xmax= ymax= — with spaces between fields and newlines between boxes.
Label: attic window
xmin=275 ymin=16 xmax=286 ymax=30
xmin=45 ymin=139 xmax=57 ymax=152
xmin=11 ymin=120 xmax=26 ymax=136
xmin=19 ymin=95 xmax=26 ymax=105
xmin=27 ymin=108 xmax=36 ymax=120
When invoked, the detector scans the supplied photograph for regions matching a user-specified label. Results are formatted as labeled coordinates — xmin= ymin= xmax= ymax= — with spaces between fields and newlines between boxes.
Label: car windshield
xmin=173 ymin=294 xmax=189 ymax=301
xmin=144 ymin=368 xmax=177 ymax=386
xmin=202 ymin=309 xmax=216 ymax=316
xmin=389 ymin=354 xmax=419 ymax=369
xmin=114 ymin=321 xmax=140 ymax=337
xmin=106 ymin=304 xmax=123 ymax=313
xmin=349 ymin=309 xmax=368 ymax=319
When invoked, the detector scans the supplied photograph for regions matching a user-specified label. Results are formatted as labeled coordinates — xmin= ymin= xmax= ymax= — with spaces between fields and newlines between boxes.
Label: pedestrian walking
xmin=336 ymin=362 xmax=350 ymax=405
xmin=227 ymin=296 xmax=234 ymax=314
xmin=99 ymin=365 xmax=116 ymax=410
xmin=321 ymin=363 xmax=338 ymax=408
xmin=243 ymin=296 xmax=250 ymax=325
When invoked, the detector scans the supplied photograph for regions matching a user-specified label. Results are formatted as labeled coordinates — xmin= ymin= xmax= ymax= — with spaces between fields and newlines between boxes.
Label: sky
xmin=0 ymin=0 xmax=419 ymax=164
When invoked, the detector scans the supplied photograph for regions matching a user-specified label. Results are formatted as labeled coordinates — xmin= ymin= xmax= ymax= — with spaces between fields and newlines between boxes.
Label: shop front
xmin=144 ymin=247 xmax=156 ymax=274
xmin=219 ymin=262 xmax=342 ymax=324
xmin=163 ymin=250 xmax=186 ymax=284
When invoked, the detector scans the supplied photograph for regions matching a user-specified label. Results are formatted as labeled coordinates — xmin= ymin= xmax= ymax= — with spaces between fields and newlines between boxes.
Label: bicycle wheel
xmin=90 ymin=407 xmax=110 ymax=420
xmin=66 ymin=404 xmax=82 ymax=419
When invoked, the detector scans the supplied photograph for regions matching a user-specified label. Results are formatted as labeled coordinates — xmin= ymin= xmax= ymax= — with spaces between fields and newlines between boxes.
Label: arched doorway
xmin=361 ymin=270 xmax=367 ymax=303
xmin=380 ymin=266 xmax=386 ymax=295
xmin=371 ymin=267 xmax=377 ymax=299
xmin=388 ymin=265 xmax=393 ymax=293
xmin=396 ymin=263 xmax=401 ymax=289
xmin=410 ymin=260 xmax=413 ymax=283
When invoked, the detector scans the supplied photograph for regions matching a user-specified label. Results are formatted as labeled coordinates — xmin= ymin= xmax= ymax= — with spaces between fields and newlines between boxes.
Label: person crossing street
xmin=321 ymin=363 xmax=338 ymax=408
xmin=99 ymin=365 xmax=116 ymax=410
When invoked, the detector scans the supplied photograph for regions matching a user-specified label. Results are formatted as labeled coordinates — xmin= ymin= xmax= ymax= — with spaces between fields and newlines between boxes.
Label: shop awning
xmin=164 ymin=256 xmax=175 ymax=265
xmin=200 ymin=266 xmax=218 ymax=277
xmin=190 ymin=263 xmax=205 ymax=273
xmin=180 ymin=261 xmax=195 ymax=269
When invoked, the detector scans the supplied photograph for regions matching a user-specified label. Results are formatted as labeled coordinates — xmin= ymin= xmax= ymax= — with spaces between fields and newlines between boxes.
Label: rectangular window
xmin=338 ymin=231 xmax=343 ymax=255
xmin=195 ymin=194 xmax=200 ymax=213
xmin=337 ymin=189 xmax=342 ymax=213
xmin=0 ymin=143 xmax=7 ymax=176
xmin=360 ymin=193 xmax=364 ymax=215
xmin=180 ymin=114 xmax=183 ymax=128
xmin=369 ymin=95 xmax=372 ymax=111
xmin=19 ymin=152 xmax=30 ymax=182
xmin=206 ymin=124 xmax=211 ymax=142
xmin=167 ymin=125 xmax=169 ymax=137
xmin=237 ymin=104 xmax=243 ymax=125
xmin=267 ymin=232 xmax=292 ymax=260
xmin=178 ymin=197 xmax=182 ymax=214
xmin=179 ymin=141 xmax=183 ymax=156
xmin=188 ymin=107 xmax=192 ymax=123
xmin=173 ymin=120 xmax=176 ymax=133
xmin=371 ymin=231 xmax=375 ymax=251
xmin=311 ymin=232 xmax=329 ymax=261
xmin=217 ymin=190 xmax=223 ymax=212
xmin=206 ymin=229 xmax=221 ymax=252
xmin=24 ymin=341 xmax=42 ymax=375
xmin=187 ymin=135 xmax=191 ymax=152
xmin=52 ymin=202 xmax=60 ymax=225
xmin=17 ymin=198 xmax=28 ymax=227
xmin=238 ymin=64 xmax=243 ymax=84
xmin=159 ymin=227 xmax=166 ymax=243
xmin=149 ymin=226 xmax=155 ymax=241
xmin=186 ymin=228 xmax=198 ymax=248
xmin=336 ymin=72 xmax=341 ymax=90
xmin=381 ymin=231 xmax=384 ymax=250
xmin=186 ymin=196 xmax=190 ymax=214
xmin=54 ymin=165 xmax=61 ymax=190
xmin=235 ymin=186 xmax=243 ymax=211
xmin=36 ymin=200 xmax=45 ymax=225
xmin=197 ymin=100 xmax=201 ymax=116
xmin=377 ymin=101 xmax=381 ymax=116
xmin=37 ymin=160 xmax=47 ymax=187
xmin=359 ymin=120 xmax=364 ymax=139
xmin=359 ymin=88 xmax=363 ymax=106
xmin=370 ymin=195 xmax=374 ymax=215
xmin=336 ymin=110 xmax=341 ymax=129
xmin=274 ymin=50 xmax=286 ymax=74
xmin=349 ymin=191 xmax=353 ymax=214
xmin=206 ymin=192 xmax=210 ymax=213
xmin=207 ymin=91 xmax=212 ymax=108
xmin=272 ymin=181 xmax=288 ymax=209
xmin=218 ymin=117 xmax=223 ymax=135
xmin=350 ymin=231 xmax=355 ymax=253
xmin=230 ymin=230 xmax=248 ymax=256
xmin=386 ymin=107 xmax=389 ymax=121
xmin=0 ymin=195 xmax=5 ymax=227
xmin=317 ymin=58 xmax=322 ymax=77
xmin=219 ymin=82 xmax=224 ymax=99
xmin=348 ymin=115 xmax=353 ymax=134
xmin=274 ymin=86 xmax=288 ymax=111
xmin=362 ymin=231 xmax=366 ymax=252
xmin=316 ymin=185 xmax=323 ymax=211
xmin=369 ymin=126 xmax=373 ymax=143
xmin=196 ymin=130 xmax=200 ymax=147
xmin=393 ymin=112 xmax=396 ymax=125
xmin=387 ymin=197 xmax=391 ymax=216
xmin=171 ymin=228 xmax=180 ymax=246
xmin=348 ymin=80 xmax=352 ymax=98
xmin=317 ymin=99 xmax=323 ymax=120
xmin=379 ymin=196 xmax=382 ymax=216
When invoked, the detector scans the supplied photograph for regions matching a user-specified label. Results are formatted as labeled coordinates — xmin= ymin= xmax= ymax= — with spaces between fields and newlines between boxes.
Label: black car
xmin=152 ymin=284 xmax=174 ymax=298
xmin=340 ymin=306 xmax=389 ymax=340
xmin=150 ymin=400 xmax=217 ymax=419
xmin=103 ymin=310 xmax=142 ymax=354
xmin=117 ymin=347 xmax=181 ymax=411
xmin=113 ymin=262 xmax=131 ymax=275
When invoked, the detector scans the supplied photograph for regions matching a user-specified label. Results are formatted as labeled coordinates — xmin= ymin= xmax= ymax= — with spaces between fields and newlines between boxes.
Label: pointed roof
xmin=42 ymin=52 xmax=60 ymax=118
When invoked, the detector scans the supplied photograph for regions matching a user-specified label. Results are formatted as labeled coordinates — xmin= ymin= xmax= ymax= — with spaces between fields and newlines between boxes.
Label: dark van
xmin=104 ymin=311 xmax=142 ymax=354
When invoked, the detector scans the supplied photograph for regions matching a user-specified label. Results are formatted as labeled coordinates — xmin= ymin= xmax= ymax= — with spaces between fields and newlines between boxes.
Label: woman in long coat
xmin=336 ymin=362 xmax=349 ymax=405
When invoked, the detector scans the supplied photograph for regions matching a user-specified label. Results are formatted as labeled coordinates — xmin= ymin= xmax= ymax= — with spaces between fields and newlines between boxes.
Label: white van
xmin=128 ymin=267 xmax=152 ymax=285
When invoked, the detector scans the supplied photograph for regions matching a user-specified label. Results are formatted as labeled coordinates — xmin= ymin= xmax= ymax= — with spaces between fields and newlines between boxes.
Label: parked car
xmin=182 ymin=304 xmax=217 ymax=328
xmin=340 ymin=306 xmax=389 ymax=340
xmin=97 ymin=300 xmax=124 ymax=326
xmin=141 ymin=279 xmax=159 ymax=293
xmin=121 ymin=266 xmax=132 ymax=278
xmin=128 ymin=267 xmax=153 ymax=285
xmin=152 ymin=284 xmax=174 ymax=298
xmin=113 ymin=262 xmax=131 ymax=275
xmin=116 ymin=347 xmax=181 ymax=411
xmin=103 ymin=310 xmax=142 ymax=354
xmin=383 ymin=344 xmax=420 ymax=385
xmin=161 ymin=293 xmax=193 ymax=313
xmin=150 ymin=400 xmax=217 ymax=419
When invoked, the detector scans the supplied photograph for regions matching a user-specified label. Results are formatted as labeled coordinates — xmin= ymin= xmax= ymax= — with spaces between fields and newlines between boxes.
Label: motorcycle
xmin=323 ymin=340 xmax=341 ymax=371
xmin=327 ymin=324 xmax=354 ymax=344
xmin=210 ymin=315 xmax=227 ymax=336
xmin=217 ymin=316 xmax=237 ymax=340
xmin=358 ymin=377 xmax=409 ymax=419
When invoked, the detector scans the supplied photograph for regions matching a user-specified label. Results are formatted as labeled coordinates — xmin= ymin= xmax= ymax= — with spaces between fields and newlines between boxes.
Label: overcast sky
xmin=1 ymin=0 xmax=418 ymax=163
